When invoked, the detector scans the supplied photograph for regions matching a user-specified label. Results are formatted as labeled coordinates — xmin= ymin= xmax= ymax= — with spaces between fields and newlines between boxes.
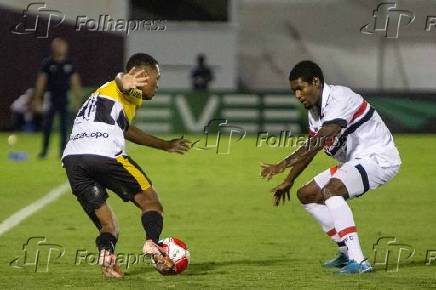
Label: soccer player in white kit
xmin=260 ymin=60 xmax=401 ymax=274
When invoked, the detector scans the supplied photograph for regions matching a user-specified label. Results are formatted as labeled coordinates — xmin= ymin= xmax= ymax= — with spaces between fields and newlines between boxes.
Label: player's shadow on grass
xmin=125 ymin=258 xmax=435 ymax=277
xmin=126 ymin=258 xmax=291 ymax=277
xmin=183 ymin=258 xmax=291 ymax=276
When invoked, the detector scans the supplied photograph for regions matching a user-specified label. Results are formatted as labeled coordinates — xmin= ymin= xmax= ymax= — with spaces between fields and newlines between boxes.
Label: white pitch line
xmin=0 ymin=182 xmax=69 ymax=236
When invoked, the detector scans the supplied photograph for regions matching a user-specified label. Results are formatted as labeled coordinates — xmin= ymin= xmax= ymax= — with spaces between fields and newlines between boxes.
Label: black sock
xmin=96 ymin=232 xmax=117 ymax=254
xmin=141 ymin=211 xmax=163 ymax=243
xmin=337 ymin=241 xmax=346 ymax=248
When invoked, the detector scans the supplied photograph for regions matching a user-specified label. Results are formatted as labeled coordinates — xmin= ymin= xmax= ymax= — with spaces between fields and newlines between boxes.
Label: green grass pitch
xmin=0 ymin=133 xmax=436 ymax=289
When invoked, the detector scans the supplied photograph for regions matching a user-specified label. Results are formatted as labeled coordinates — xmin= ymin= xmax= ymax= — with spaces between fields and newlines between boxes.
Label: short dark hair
xmin=289 ymin=60 xmax=324 ymax=84
xmin=126 ymin=53 xmax=158 ymax=71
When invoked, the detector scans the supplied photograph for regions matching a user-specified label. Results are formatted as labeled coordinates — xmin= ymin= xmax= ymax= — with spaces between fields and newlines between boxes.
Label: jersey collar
xmin=321 ymin=83 xmax=331 ymax=111
xmin=113 ymin=80 xmax=143 ymax=106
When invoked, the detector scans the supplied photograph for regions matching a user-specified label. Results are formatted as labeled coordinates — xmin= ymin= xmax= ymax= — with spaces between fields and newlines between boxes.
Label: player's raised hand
xmin=260 ymin=162 xmax=285 ymax=180
xmin=118 ymin=67 xmax=149 ymax=91
xmin=167 ymin=136 xmax=192 ymax=154
xmin=271 ymin=180 xmax=293 ymax=207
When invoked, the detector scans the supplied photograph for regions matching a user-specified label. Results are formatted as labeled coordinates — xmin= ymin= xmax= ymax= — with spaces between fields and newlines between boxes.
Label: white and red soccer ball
xmin=155 ymin=237 xmax=190 ymax=274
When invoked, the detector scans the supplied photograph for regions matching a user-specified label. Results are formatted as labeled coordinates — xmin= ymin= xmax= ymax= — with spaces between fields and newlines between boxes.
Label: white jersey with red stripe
xmin=308 ymin=83 xmax=401 ymax=167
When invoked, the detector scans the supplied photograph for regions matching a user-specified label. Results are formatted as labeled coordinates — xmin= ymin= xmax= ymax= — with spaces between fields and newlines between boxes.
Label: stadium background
xmin=1 ymin=0 xmax=436 ymax=133
xmin=1 ymin=1 xmax=436 ymax=289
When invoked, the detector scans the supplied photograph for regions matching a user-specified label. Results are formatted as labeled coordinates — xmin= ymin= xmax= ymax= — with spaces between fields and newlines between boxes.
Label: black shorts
xmin=63 ymin=154 xmax=152 ymax=229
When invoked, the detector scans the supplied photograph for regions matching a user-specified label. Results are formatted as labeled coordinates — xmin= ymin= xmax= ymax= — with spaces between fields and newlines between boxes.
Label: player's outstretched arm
xmin=125 ymin=125 xmax=191 ymax=154
xmin=260 ymin=123 xmax=341 ymax=180
xmin=261 ymin=123 xmax=342 ymax=206
xmin=260 ymin=145 xmax=314 ymax=181
xmin=270 ymin=155 xmax=315 ymax=206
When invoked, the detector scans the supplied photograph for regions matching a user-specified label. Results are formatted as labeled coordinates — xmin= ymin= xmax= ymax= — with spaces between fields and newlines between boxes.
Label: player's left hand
xmin=271 ymin=180 xmax=293 ymax=206
xmin=260 ymin=162 xmax=285 ymax=180
xmin=167 ymin=136 xmax=191 ymax=154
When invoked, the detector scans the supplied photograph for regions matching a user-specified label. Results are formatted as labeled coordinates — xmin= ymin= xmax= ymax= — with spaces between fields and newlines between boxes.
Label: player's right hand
xmin=167 ymin=136 xmax=191 ymax=154
xmin=118 ymin=67 xmax=149 ymax=91
xmin=260 ymin=162 xmax=285 ymax=180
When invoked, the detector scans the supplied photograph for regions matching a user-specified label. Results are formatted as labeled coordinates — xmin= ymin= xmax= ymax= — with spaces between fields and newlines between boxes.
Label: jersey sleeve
xmin=322 ymin=92 xmax=358 ymax=128
xmin=117 ymin=110 xmax=130 ymax=132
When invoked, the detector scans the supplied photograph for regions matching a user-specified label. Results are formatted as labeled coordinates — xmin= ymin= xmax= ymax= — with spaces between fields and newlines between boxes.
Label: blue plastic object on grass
xmin=8 ymin=151 xmax=28 ymax=161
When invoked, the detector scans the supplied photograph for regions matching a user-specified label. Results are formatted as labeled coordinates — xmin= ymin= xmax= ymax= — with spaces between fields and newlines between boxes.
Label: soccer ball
xmin=8 ymin=134 xmax=17 ymax=146
xmin=154 ymin=237 xmax=190 ymax=274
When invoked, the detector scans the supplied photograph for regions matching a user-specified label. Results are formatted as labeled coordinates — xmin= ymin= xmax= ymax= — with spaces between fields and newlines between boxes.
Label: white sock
xmin=329 ymin=232 xmax=348 ymax=255
xmin=324 ymin=196 xmax=365 ymax=263
xmin=303 ymin=203 xmax=348 ymax=255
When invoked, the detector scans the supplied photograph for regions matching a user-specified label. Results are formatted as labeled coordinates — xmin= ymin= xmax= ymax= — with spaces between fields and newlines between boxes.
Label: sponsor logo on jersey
xmin=71 ymin=132 xmax=109 ymax=141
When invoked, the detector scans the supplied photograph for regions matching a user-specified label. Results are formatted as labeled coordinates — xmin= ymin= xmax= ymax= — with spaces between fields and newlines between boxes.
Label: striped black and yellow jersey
xmin=62 ymin=80 xmax=141 ymax=159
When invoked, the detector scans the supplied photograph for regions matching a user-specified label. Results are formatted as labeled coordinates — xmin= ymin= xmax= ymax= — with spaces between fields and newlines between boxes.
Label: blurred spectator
xmin=11 ymin=88 xmax=33 ymax=131
xmin=10 ymin=88 xmax=47 ymax=132
xmin=191 ymin=54 xmax=214 ymax=90
xmin=32 ymin=37 xmax=82 ymax=159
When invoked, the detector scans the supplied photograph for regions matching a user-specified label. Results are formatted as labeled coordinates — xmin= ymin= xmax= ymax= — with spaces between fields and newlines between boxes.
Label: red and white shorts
xmin=313 ymin=156 xmax=400 ymax=199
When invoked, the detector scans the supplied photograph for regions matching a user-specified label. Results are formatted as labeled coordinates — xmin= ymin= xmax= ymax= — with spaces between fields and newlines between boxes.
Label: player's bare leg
xmin=94 ymin=203 xmax=123 ymax=278
xmin=134 ymin=187 xmax=174 ymax=273
xmin=297 ymin=181 xmax=349 ymax=268
xmin=95 ymin=203 xmax=119 ymax=237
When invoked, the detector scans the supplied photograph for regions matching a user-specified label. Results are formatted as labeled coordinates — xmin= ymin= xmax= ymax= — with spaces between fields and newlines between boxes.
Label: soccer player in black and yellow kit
xmin=62 ymin=53 xmax=191 ymax=277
